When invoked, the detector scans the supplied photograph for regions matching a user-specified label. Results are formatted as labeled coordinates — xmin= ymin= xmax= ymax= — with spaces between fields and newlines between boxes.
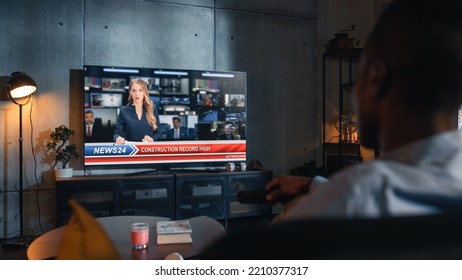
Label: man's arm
xmin=265 ymin=175 xmax=312 ymax=203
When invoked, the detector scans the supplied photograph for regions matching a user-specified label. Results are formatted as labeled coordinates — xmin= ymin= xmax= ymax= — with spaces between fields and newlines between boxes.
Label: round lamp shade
xmin=8 ymin=72 xmax=37 ymax=100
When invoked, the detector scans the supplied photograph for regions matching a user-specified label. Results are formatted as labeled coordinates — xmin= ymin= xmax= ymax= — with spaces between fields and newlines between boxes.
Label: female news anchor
xmin=113 ymin=78 xmax=161 ymax=144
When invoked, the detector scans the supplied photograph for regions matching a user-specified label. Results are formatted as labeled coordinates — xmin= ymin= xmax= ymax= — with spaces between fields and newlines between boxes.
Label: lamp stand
xmin=2 ymin=104 xmax=34 ymax=249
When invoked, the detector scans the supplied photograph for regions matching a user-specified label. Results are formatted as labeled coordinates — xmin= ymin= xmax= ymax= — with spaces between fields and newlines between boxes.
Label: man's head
xmin=224 ymin=124 xmax=231 ymax=134
xmin=355 ymin=0 xmax=462 ymax=149
xmin=172 ymin=117 xmax=181 ymax=129
xmin=85 ymin=111 xmax=94 ymax=125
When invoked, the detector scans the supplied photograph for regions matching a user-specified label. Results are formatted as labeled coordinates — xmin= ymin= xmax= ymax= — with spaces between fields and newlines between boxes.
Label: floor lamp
xmin=2 ymin=72 xmax=37 ymax=248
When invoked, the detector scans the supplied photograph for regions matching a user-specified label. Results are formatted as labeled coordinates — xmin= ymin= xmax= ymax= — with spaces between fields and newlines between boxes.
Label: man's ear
xmin=369 ymin=61 xmax=392 ymax=99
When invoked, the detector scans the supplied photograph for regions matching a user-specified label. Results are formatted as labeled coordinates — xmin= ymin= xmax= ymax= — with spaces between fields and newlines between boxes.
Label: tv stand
xmin=55 ymin=170 xmax=273 ymax=227
xmin=123 ymin=168 xmax=169 ymax=177
xmin=123 ymin=165 xmax=226 ymax=177
xmin=168 ymin=168 xmax=223 ymax=174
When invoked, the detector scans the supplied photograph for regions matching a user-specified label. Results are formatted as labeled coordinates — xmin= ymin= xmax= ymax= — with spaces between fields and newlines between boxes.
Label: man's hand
xmin=115 ymin=136 xmax=125 ymax=144
xmin=265 ymin=175 xmax=312 ymax=203
xmin=143 ymin=135 xmax=154 ymax=142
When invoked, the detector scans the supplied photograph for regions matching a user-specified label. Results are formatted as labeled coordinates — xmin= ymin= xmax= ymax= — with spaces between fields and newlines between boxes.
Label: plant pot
xmin=55 ymin=168 xmax=73 ymax=178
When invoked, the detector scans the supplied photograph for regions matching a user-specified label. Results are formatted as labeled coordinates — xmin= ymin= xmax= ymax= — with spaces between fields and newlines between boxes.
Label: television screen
xmin=459 ymin=105 xmax=462 ymax=131
xmin=83 ymin=66 xmax=247 ymax=168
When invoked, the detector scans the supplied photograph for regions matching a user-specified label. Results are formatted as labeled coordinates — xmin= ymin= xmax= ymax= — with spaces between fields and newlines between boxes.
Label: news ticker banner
xmin=6 ymin=260 xmax=462 ymax=280
xmin=84 ymin=140 xmax=246 ymax=165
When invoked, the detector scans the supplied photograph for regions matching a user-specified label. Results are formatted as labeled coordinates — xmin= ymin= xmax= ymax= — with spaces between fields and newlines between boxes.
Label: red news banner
xmin=84 ymin=140 xmax=246 ymax=165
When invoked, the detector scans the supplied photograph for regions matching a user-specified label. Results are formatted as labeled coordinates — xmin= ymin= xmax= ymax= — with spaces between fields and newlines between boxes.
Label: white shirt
xmin=174 ymin=128 xmax=180 ymax=139
xmin=279 ymin=130 xmax=462 ymax=221
xmin=86 ymin=124 xmax=93 ymax=136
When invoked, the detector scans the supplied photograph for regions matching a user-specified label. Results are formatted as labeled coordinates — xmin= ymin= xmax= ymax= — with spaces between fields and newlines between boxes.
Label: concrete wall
xmin=0 ymin=0 xmax=85 ymax=239
xmin=0 ymin=0 xmax=320 ymax=238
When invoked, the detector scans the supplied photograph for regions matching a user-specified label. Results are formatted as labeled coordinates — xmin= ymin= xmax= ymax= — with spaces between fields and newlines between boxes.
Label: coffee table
xmin=27 ymin=215 xmax=226 ymax=260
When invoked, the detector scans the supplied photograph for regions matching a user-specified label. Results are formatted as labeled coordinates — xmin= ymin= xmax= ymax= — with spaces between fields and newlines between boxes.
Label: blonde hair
xmin=128 ymin=79 xmax=157 ymax=130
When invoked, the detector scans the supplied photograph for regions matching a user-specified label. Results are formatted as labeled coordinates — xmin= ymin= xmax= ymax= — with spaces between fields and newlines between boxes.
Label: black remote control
xmin=237 ymin=190 xmax=270 ymax=204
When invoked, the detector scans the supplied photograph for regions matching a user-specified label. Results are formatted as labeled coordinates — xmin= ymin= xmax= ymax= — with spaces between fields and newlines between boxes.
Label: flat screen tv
xmin=83 ymin=65 xmax=247 ymax=169
xmin=459 ymin=105 xmax=462 ymax=131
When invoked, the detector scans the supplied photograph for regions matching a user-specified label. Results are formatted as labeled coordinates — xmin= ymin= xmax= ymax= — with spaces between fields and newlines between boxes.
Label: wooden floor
xmin=0 ymin=215 xmax=273 ymax=260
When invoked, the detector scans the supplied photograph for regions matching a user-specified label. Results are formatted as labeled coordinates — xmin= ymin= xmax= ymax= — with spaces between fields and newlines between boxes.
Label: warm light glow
xmin=10 ymin=85 xmax=36 ymax=99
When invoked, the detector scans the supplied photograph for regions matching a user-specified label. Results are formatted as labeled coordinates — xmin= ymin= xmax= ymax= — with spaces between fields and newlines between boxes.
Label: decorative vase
xmin=55 ymin=168 xmax=73 ymax=178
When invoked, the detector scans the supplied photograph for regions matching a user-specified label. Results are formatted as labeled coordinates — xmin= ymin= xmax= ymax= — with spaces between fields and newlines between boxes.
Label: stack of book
xmin=156 ymin=219 xmax=193 ymax=245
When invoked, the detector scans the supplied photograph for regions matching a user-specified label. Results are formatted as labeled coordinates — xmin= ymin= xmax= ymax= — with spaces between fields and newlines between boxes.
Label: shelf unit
xmin=322 ymin=48 xmax=363 ymax=175
xmin=175 ymin=173 xmax=227 ymax=221
xmin=55 ymin=170 xmax=273 ymax=227
xmin=119 ymin=177 xmax=175 ymax=218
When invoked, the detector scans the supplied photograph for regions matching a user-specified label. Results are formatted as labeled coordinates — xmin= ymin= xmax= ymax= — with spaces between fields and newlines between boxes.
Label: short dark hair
xmin=172 ymin=116 xmax=180 ymax=122
xmin=365 ymin=0 xmax=462 ymax=114
xmin=85 ymin=110 xmax=94 ymax=115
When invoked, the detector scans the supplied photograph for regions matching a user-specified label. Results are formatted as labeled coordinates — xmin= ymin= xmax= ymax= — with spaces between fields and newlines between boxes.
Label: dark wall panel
xmin=144 ymin=0 xmax=214 ymax=7
xmin=0 ymin=0 xmax=83 ymax=105
xmin=84 ymin=0 xmax=215 ymax=70
xmin=0 ymin=0 xmax=84 ymax=237
xmin=216 ymin=10 xmax=318 ymax=175
xmin=216 ymin=0 xmax=318 ymax=18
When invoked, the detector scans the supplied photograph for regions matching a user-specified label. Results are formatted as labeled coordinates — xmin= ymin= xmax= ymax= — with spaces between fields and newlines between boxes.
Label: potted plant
xmin=47 ymin=125 xmax=79 ymax=178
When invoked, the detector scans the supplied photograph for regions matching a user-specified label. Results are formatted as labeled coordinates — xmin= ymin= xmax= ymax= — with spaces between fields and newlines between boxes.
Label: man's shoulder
xmin=94 ymin=122 xmax=104 ymax=128
xmin=327 ymin=155 xmax=455 ymax=194
xmin=328 ymin=160 xmax=398 ymax=189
